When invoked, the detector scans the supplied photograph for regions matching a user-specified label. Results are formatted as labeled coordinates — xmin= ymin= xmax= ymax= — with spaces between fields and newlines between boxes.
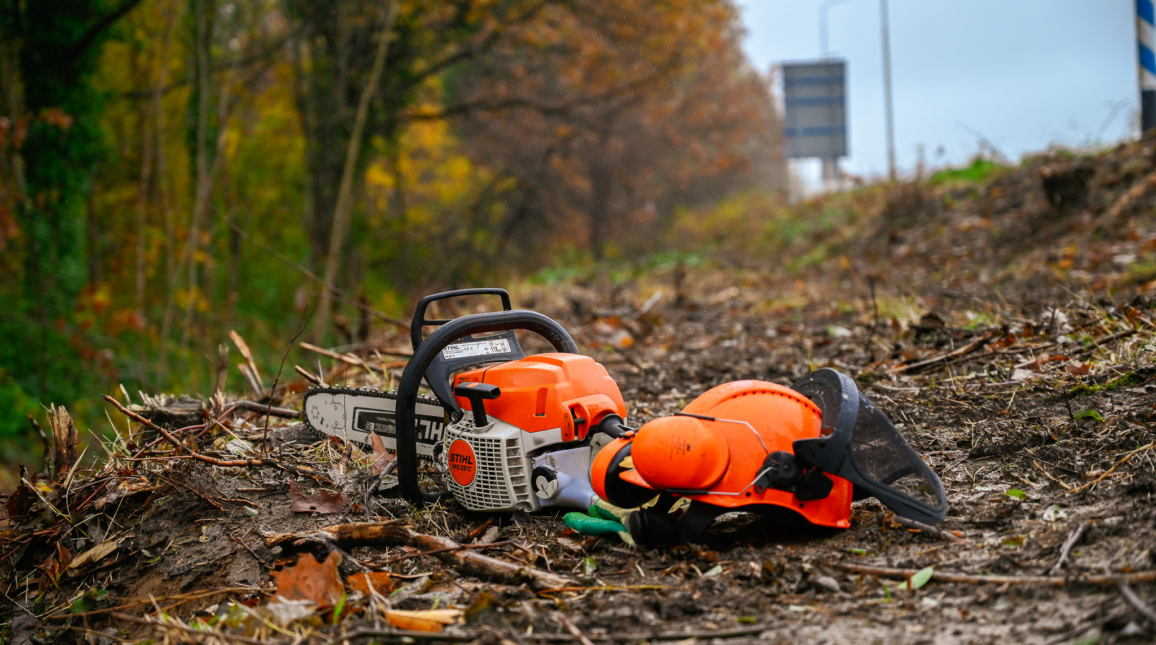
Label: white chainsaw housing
xmin=434 ymin=415 xmax=597 ymax=513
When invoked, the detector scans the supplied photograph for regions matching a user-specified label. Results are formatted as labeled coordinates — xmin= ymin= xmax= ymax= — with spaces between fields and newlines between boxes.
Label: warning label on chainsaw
xmin=442 ymin=338 xmax=512 ymax=360
xmin=447 ymin=439 xmax=477 ymax=487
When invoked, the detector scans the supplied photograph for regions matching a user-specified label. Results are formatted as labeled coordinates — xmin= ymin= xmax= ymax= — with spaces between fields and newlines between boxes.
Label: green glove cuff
xmin=563 ymin=511 xmax=626 ymax=537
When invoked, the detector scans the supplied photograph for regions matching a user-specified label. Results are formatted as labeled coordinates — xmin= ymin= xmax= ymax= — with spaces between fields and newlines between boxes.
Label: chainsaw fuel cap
xmin=791 ymin=369 xmax=947 ymax=525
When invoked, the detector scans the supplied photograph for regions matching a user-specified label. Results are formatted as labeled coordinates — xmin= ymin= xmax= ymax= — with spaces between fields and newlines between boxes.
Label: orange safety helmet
xmin=591 ymin=369 xmax=946 ymax=547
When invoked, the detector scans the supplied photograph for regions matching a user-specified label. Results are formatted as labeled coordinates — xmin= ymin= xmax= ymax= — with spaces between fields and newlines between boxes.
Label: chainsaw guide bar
xmin=303 ymin=386 xmax=449 ymax=457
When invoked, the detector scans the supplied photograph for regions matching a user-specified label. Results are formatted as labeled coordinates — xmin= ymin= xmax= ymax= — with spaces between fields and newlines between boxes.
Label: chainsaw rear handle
xmin=395 ymin=310 xmax=579 ymax=506
xmin=410 ymin=288 xmax=513 ymax=351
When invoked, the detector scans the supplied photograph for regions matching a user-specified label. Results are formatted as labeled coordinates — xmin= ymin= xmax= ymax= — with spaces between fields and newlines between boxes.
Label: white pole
xmin=880 ymin=0 xmax=896 ymax=181
xmin=1139 ymin=0 xmax=1156 ymax=132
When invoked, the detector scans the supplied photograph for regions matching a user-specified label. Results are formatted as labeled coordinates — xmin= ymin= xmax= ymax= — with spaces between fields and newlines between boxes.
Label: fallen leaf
xmin=702 ymin=564 xmax=724 ymax=577
xmin=272 ymin=551 xmax=344 ymax=608
xmin=346 ymin=571 xmax=394 ymax=595
xmin=1075 ymin=409 xmax=1103 ymax=422
xmin=261 ymin=598 xmax=319 ymax=628
xmin=1004 ymin=488 xmax=1026 ymax=500
xmin=68 ymin=538 xmax=122 ymax=571
xmin=1002 ymin=535 xmax=1026 ymax=548
xmin=385 ymin=609 xmax=461 ymax=633
xmin=1066 ymin=361 xmax=1092 ymax=376
xmin=286 ymin=479 xmax=347 ymax=514
xmin=556 ymin=537 xmax=584 ymax=553
xmin=1043 ymin=504 xmax=1067 ymax=522
xmin=896 ymin=566 xmax=934 ymax=591
xmin=369 ymin=432 xmax=394 ymax=475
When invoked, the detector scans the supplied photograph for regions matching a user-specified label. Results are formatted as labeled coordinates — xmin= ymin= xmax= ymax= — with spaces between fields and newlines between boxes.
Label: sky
xmin=736 ymin=0 xmax=1138 ymax=186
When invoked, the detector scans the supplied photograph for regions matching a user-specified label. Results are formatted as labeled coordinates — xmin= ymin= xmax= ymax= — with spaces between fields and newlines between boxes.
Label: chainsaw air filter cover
xmin=792 ymin=369 xmax=947 ymax=525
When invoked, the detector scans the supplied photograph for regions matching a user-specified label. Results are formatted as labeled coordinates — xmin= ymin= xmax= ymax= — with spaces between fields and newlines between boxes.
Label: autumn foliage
xmin=0 ymin=0 xmax=785 ymax=443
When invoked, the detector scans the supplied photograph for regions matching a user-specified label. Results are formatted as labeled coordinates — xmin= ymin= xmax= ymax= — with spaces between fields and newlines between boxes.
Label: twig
xmin=1050 ymin=522 xmax=1088 ymax=575
xmin=343 ymin=624 xmax=771 ymax=642
xmin=236 ymin=363 xmax=264 ymax=398
xmin=536 ymin=585 xmax=669 ymax=595
xmin=890 ymin=515 xmax=964 ymax=543
xmin=1042 ymin=610 xmax=1130 ymax=645
xmin=231 ymin=400 xmax=302 ymax=419
xmin=294 ymin=365 xmax=324 ymax=386
xmin=831 ymin=561 xmax=1156 ymax=586
xmin=299 ymin=342 xmax=410 ymax=370
xmin=156 ymin=473 xmax=227 ymax=512
xmin=560 ymin=615 xmax=596 ymax=645
xmin=109 ymin=612 xmax=270 ymax=645
xmin=260 ymin=521 xmax=573 ymax=591
xmin=1120 ymin=581 xmax=1156 ymax=624
xmin=1071 ymin=328 xmax=1139 ymax=358
xmin=871 ymin=382 xmax=920 ymax=394
xmin=1033 ymin=460 xmax=1072 ymax=491
xmin=891 ymin=329 xmax=997 ymax=374
xmin=48 ymin=588 xmax=268 ymax=619
xmin=228 ymin=329 xmax=265 ymax=393
xmin=372 ymin=540 xmax=515 ymax=566
xmin=229 ymin=532 xmax=264 ymax=564
xmin=1069 ymin=442 xmax=1156 ymax=494
xmin=264 ymin=303 xmax=313 ymax=450
xmin=102 ymin=395 xmax=327 ymax=482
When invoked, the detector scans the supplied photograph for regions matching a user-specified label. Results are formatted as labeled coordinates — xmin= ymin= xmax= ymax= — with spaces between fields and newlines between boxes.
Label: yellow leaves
xmin=363 ymin=115 xmax=497 ymax=231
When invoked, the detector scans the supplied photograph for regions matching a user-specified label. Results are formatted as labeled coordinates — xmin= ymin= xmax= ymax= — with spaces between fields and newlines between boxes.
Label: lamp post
xmin=819 ymin=0 xmax=897 ymax=181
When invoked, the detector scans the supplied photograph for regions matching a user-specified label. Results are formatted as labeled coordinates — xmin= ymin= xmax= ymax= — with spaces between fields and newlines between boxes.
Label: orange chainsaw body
xmin=453 ymin=353 xmax=626 ymax=440
xmin=592 ymin=380 xmax=853 ymax=529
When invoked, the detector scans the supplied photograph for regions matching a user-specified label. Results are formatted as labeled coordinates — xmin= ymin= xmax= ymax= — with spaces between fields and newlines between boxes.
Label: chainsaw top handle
xmin=410 ymin=288 xmax=513 ymax=351
xmin=395 ymin=309 xmax=579 ymax=506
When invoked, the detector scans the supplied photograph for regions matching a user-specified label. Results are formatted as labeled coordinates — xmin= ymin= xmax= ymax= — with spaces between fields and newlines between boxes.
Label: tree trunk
xmin=177 ymin=0 xmax=214 ymax=356
xmin=315 ymin=2 xmax=398 ymax=340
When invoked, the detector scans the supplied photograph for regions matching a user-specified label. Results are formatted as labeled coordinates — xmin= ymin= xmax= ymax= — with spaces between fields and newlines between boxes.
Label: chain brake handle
xmin=410 ymin=288 xmax=513 ymax=351
xmin=394 ymin=309 xmax=579 ymax=506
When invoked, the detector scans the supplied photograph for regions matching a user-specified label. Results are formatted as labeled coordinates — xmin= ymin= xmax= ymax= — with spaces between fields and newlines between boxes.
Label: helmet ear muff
xmin=593 ymin=440 xmax=657 ymax=509
xmin=792 ymin=369 xmax=947 ymax=525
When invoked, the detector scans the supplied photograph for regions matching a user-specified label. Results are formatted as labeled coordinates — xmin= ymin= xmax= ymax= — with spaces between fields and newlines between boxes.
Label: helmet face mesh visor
xmin=848 ymin=396 xmax=945 ymax=518
xmin=791 ymin=369 xmax=947 ymax=525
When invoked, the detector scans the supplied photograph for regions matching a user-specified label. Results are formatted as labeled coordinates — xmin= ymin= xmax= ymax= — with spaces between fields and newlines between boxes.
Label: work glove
xmin=562 ymin=500 xmax=634 ymax=543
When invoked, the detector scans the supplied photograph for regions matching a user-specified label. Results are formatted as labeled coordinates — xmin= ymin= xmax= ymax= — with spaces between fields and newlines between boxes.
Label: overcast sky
xmin=736 ymin=0 xmax=1138 ymax=185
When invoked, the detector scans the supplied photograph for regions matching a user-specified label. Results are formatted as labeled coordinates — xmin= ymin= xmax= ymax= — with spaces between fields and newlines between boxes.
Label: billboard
xmin=782 ymin=60 xmax=847 ymax=159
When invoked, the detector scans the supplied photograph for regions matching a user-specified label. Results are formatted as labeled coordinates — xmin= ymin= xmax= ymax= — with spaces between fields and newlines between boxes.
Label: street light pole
xmin=820 ymin=0 xmax=898 ymax=182
xmin=819 ymin=0 xmax=854 ymax=58
xmin=880 ymin=0 xmax=897 ymax=181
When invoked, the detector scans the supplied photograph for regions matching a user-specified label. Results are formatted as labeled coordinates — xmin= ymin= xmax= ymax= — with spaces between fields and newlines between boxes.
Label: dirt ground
xmin=8 ymin=139 xmax=1156 ymax=644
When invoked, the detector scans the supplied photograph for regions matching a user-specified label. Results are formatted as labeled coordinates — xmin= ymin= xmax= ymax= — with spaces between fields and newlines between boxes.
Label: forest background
xmin=0 ymin=0 xmax=788 ymax=461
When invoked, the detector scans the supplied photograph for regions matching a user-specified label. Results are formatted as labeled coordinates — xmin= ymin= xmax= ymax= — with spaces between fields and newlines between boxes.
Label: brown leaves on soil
xmin=346 ymin=570 xmax=393 ymax=595
xmin=385 ymin=609 xmax=461 ymax=633
xmin=369 ymin=431 xmax=394 ymax=475
xmin=272 ymin=551 xmax=344 ymax=607
xmin=286 ymin=479 xmax=347 ymax=514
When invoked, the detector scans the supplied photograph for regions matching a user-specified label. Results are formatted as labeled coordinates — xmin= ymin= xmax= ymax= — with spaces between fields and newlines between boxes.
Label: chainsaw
xmin=304 ymin=288 xmax=632 ymax=512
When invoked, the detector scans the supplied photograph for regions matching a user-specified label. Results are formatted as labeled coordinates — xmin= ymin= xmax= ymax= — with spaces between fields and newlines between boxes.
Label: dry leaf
xmin=272 ymin=551 xmax=344 ymax=607
xmin=346 ymin=571 xmax=394 ymax=595
xmin=286 ymin=479 xmax=347 ymax=514
xmin=370 ymin=432 xmax=394 ymax=475
xmin=68 ymin=538 xmax=121 ymax=570
xmin=385 ymin=609 xmax=461 ymax=633
xmin=1066 ymin=361 xmax=1092 ymax=376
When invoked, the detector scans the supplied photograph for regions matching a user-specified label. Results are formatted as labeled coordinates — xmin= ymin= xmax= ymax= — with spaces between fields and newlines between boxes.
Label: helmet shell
xmin=611 ymin=380 xmax=853 ymax=529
